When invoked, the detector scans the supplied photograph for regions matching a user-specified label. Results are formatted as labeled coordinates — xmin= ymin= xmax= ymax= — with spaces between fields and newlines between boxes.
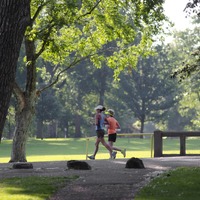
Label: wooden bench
xmin=154 ymin=130 xmax=200 ymax=157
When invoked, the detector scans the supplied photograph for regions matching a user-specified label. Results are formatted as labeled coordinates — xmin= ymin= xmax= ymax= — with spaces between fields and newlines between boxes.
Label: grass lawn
xmin=0 ymin=137 xmax=199 ymax=200
xmin=0 ymin=136 xmax=200 ymax=163
xmin=135 ymin=167 xmax=200 ymax=200
xmin=0 ymin=176 xmax=78 ymax=200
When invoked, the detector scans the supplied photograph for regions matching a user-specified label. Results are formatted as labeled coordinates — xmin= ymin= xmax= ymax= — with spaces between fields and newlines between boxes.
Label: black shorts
xmin=96 ymin=129 xmax=105 ymax=138
xmin=108 ymin=133 xmax=117 ymax=142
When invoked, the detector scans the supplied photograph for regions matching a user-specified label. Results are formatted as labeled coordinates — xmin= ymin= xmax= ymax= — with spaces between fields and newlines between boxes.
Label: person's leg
xmin=93 ymin=138 xmax=100 ymax=157
xmin=88 ymin=137 xmax=100 ymax=160
xmin=108 ymin=134 xmax=121 ymax=151
xmin=108 ymin=134 xmax=126 ymax=157
xmin=108 ymin=141 xmax=113 ymax=148
xmin=112 ymin=144 xmax=126 ymax=157
xmin=100 ymin=138 xmax=113 ymax=158
xmin=109 ymin=140 xmax=121 ymax=151
xmin=112 ymin=146 xmax=122 ymax=151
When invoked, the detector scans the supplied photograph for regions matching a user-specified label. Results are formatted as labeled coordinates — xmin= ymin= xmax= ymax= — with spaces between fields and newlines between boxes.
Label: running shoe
xmin=111 ymin=151 xmax=117 ymax=159
xmin=121 ymin=149 xmax=126 ymax=158
xmin=87 ymin=155 xmax=95 ymax=160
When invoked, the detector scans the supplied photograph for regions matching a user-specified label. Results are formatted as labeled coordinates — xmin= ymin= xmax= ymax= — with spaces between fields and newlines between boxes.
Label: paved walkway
xmin=0 ymin=157 xmax=200 ymax=200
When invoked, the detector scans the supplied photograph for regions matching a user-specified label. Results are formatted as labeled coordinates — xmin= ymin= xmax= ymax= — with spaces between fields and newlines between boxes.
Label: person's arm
xmin=115 ymin=120 xmax=121 ymax=132
xmin=116 ymin=121 xmax=120 ymax=129
xmin=104 ymin=117 xmax=110 ymax=129
xmin=104 ymin=117 xmax=109 ymax=125
xmin=95 ymin=113 xmax=101 ymax=129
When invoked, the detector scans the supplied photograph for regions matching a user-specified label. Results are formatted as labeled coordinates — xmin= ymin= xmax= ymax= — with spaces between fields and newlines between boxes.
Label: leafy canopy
xmin=28 ymin=0 xmax=166 ymax=79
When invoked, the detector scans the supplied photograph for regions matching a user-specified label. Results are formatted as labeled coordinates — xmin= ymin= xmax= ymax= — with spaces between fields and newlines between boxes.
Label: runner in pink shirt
xmin=105 ymin=109 xmax=126 ymax=159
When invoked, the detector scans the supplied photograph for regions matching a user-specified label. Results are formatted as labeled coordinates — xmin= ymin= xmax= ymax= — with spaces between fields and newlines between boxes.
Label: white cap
xmin=107 ymin=109 xmax=114 ymax=115
xmin=95 ymin=105 xmax=103 ymax=110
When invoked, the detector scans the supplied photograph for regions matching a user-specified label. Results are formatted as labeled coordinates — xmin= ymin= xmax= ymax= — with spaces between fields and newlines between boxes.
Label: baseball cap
xmin=95 ymin=105 xmax=103 ymax=110
xmin=107 ymin=109 xmax=115 ymax=116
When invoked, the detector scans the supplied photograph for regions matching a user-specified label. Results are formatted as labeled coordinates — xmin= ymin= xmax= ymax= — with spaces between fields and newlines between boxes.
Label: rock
xmin=12 ymin=162 xmax=33 ymax=169
xmin=125 ymin=157 xmax=145 ymax=169
xmin=67 ymin=160 xmax=91 ymax=170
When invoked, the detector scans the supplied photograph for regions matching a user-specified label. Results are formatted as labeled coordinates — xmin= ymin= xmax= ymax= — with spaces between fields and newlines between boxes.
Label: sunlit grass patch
xmin=26 ymin=155 xmax=87 ymax=162
xmin=0 ymin=137 xmax=200 ymax=163
xmin=135 ymin=167 xmax=200 ymax=200
xmin=0 ymin=176 xmax=78 ymax=200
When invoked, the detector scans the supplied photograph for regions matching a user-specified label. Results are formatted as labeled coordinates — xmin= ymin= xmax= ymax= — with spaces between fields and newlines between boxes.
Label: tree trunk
xmin=36 ymin=120 xmax=44 ymax=139
xmin=140 ymin=119 xmax=144 ymax=134
xmin=140 ymin=114 xmax=145 ymax=138
xmin=74 ymin=114 xmax=81 ymax=138
xmin=9 ymin=25 xmax=38 ymax=162
xmin=10 ymin=104 xmax=33 ymax=162
xmin=0 ymin=1 xmax=30 ymax=141
xmin=9 ymin=88 xmax=36 ymax=162
xmin=98 ymin=67 xmax=107 ymax=105
xmin=48 ymin=121 xmax=58 ymax=138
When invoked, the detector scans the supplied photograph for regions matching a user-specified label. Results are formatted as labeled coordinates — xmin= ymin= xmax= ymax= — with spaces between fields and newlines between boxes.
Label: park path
xmin=49 ymin=157 xmax=200 ymax=200
xmin=0 ymin=157 xmax=200 ymax=200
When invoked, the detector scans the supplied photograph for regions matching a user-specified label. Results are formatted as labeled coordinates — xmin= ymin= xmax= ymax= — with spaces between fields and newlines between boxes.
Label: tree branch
xmin=38 ymin=49 xmax=109 ymax=93
xmin=77 ymin=0 xmax=103 ymax=20
xmin=39 ymin=56 xmax=84 ymax=93
xmin=30 ymin=1 xmax=50 ymax=27
xmin=35 ymin=22 xmax=55 ymax=59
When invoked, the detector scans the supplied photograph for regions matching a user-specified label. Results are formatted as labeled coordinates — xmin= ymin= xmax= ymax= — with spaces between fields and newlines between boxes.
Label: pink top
xmin=105 ymin=116 xmax=120 ymax=134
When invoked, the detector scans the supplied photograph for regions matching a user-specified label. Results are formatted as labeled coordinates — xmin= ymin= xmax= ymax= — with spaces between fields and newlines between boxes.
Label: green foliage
xmin=115 ymin=45 xmax=179 ymax=132
xmin=11 ymin=0 xmax=168 ymax=141
xmin=184 ymin=0 xmax=200 ymax=17
xmin=173 ymin=49 xmax=200 ymax=81
xmin=169 ymin=24 xmax=200 ymax=130
xmin=135 ymin=167 xmax=200 ymax=200
xmin=13 ymin=0 xmax=199 ymax=141
xmin=29 ymin=0 xmax=167 ymax=77
xmin=171 ymin=27 xmax=200 ymax=81
xmin=0 ymin=176 xmax=77 ymax=200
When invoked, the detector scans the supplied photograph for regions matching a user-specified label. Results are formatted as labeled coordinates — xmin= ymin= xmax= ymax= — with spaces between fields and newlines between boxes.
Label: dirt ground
xmin=0 ymin=156 xmax=200 ymax=200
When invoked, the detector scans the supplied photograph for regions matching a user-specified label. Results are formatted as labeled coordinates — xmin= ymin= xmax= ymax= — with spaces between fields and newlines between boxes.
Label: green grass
xmin=0 ymin=137 xmax=200 ymax=200
xmin=0 ymin=137 xmax=200 ymax=163
xmin=0 ymin=176 xmax=78 ymax=200
xmin=135 ymin=167 xmax=200 ymax=200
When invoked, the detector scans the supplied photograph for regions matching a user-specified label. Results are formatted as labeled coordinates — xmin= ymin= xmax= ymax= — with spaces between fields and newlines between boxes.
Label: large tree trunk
xmin=10 ymin=35 xmax=37 ymax=162
xmin=9 ymin=82 xmax=36 ymax=162
xmin=10 ymin=103 xmax=34 ymax=162
xmin=9 ymin=0 xmax=52 ymax=160
xmin=0 ymin=1 xmax=30 ymax=141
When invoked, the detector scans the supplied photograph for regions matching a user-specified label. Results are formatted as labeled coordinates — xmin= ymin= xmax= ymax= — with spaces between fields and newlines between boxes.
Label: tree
xmin=36 ymin=89 xmax=62 ymax=138
xmin=172 ymin=1 xmax=200 ymax=79
xmin=184 ymin=0 xmax=200 ymax=16
xmin=0 ymin=1 xmax=30 ymax=142
xmin=170 ymin=25 xmax=200 ymax=130
xmin=52 ymin=61 xmax=114 ymax=138
xmin=117 ymin=45 xmax=179 ymax=133
xmin=9 ymin=0 xmax=167 ymax=162
xmin=171 ymin=24 xmax=200 ymax=81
